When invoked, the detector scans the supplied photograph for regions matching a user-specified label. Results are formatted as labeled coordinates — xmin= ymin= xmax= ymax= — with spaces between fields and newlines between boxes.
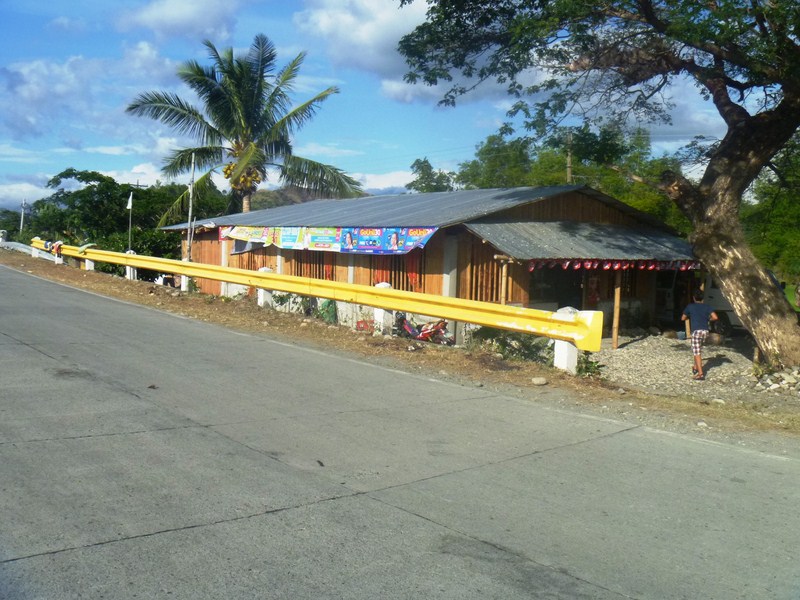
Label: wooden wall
xmin=499 ymin=191 xmax=642 ymax=226
xmin=188 ymin=230 xmax=222 ymax=295
xmin=182 ymin=190 xmax=664 ymax=320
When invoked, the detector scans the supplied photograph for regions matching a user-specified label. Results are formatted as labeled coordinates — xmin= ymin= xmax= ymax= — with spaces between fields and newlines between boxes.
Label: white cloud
xmin=0 ymin=180 xmax=50 ymax=211
xmin=0 ymin=56 xmax=105 ymax=139
xmin=0 ymin=143 xmax=40 ymax=164
xmin=121 ymin=42 xmax=177 ymax=86
xmin=294 ymin=0 xmax=427 ymax=77
xmin=351 ymin=169 xmax=412 ymax=190
xmin=120 ymin=0 xmax=239 ymax=41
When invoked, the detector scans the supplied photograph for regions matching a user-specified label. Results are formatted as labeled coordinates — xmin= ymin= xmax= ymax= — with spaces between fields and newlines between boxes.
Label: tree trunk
xmin=242 ymin=192 xmax=252 ymax=213
xmin=687 ymin=200 xmax=800 ymax=368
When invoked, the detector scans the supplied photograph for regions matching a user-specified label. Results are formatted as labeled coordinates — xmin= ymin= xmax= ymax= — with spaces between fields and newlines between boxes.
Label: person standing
xmin=681 ymin=289 xmax=719 ymax=380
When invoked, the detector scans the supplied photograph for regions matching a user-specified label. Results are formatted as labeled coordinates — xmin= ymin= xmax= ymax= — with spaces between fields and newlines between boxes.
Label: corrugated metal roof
xmin=164 ymin=185 xmax=591 ymax=230
xmin=465 ymin=221 xmax=694 ymax=261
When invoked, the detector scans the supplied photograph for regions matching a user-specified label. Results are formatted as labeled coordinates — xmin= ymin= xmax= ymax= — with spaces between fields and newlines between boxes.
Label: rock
xmin=662 ymin=330 xmax=677 ymax=339
xmin=711 ymin=398 xmax=726 ymax=405
xmin=531 ymin=377 xmax=548 ymax=386
xmin=697 ymin=421 xmax=709 ymax=428
xmin=648 ymin=327 xmax=661 ymax=336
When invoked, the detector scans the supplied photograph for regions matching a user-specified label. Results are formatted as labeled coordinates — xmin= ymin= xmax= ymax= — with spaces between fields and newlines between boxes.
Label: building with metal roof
xmin=181 ymin=185 xmax=698 ymax=335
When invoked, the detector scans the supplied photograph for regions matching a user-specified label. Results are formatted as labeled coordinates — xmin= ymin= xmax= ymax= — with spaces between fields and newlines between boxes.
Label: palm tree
xmin=126 ymin=34 xmax=362 ymax=218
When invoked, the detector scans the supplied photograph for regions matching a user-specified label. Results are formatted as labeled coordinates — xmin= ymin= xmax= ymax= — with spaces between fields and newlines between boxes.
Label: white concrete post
xmin=124 ymin=250 xmax=137 ymax=280
xmin=553 ymin=306 xmax=579 ymax=374
xmin=256 ymin=267 xmax=273 ymax=307
xmin=373 ymin=282 xmax=392 ymax=334
xmin=180 ymin=257 xmax=190 ymax=292
xmin=85 ymin=259 xmax=95 ymax=271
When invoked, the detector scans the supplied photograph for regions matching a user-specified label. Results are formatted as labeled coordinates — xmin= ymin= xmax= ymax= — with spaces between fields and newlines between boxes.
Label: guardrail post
xmin=553 ymin=307 xmax=580 ymax=373
xmin=180 ymin=258 xmax=190 ymax=292
xmin=84 ymin=259 xmax=95 ymax=271
xmin=256 ymin=267 xmax=273 ymax=307
xmin=373 ymin=282 xmax=392 ymax=334
xmin=124 ymin=250 xmax=137 ymax=280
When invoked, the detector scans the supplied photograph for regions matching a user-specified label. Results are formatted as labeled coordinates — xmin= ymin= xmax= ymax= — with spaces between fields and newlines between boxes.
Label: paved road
xmin=1 ymin=265 xmax=799 ymax=599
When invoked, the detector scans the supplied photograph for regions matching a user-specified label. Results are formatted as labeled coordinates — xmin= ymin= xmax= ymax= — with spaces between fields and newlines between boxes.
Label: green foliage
xmin=126 ymin=34 xmax=362 ymax=215
xmin=469 ymin=327 xmax=555 ymax=363
xmin=457 ymin=135 xmax=533 ymax=189
xmin=316 ymin=300 xmax=338 ymax=324
xmin=0 ymin=209 xmax=20 ymax=237
xmin=456 ymin=126 xmax=691 ymax=232
xmin=577 ymin=352 xmax=603 ymax=377
xmin=92 ymin=229 xmax=181 ymax=281
xmin=406 ymin=158 xmax=455 ymax=192
xmin=399 ymin=1 xmax=799 ymax=134
xmin=743 ymin=134 xmax=800 ymax=281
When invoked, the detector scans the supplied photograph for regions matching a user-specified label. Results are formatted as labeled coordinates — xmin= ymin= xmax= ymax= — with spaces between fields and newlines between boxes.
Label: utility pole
xmin=566 ymin=132 xmax=574 ymax=184
xmin=186 ymin=152 xmax=195 ymax=262
xmin=19 ymin=199 xmax=26 ymax=231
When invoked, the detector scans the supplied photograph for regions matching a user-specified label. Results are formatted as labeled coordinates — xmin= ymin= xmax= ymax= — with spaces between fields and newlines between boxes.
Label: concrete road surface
xmin=1 ymin=265 xmax=798 ymax=599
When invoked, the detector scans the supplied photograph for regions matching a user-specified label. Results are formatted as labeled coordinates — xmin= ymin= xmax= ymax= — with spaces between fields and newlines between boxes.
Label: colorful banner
xmin=273 ymin=226 xmax=304 ymax=250
xmin=339 ymin=227 xmax=437 ymax=254
xmin=306 ymin=227 xmax=341 ymax=252
xmin=222 ymin=226 xmax=271 ymax=243
xmin=221 ymin=226 xmax=437 ymax=255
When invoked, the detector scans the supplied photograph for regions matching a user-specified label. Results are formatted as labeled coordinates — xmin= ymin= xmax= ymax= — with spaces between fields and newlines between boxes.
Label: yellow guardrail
xmin=31 ymin=239 xmax=603 ymax=351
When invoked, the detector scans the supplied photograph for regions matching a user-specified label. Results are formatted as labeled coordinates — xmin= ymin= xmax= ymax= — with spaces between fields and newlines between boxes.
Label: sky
xmin=0 ymin=0 xmax=727 ymax=213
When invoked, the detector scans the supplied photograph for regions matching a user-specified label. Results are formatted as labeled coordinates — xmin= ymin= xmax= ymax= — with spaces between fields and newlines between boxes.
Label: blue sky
xmin=0 ymin=0 xmax=725 ymax=213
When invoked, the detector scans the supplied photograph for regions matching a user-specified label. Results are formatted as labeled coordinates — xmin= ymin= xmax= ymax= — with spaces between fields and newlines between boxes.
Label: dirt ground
xmin=3 ymin=247 xmax=799 ymax=448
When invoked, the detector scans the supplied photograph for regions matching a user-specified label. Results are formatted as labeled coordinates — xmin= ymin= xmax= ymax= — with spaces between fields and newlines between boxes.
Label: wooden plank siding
xmin=179 ymin=190 xmax=665 ymax=321
xmin=499 ymin=191 xmax=641 ymax=226
xmin=187 ymin=230 xmax=222 ymax=295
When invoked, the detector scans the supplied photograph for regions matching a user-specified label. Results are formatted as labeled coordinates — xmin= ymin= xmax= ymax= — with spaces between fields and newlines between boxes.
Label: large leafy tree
xmin=457 ymin=135 xmax=534 ymax=189
xmin=457 ymin=128 xmax=688 ymax=229
xmin=127 ymin=34 xmax=362 ymax=216
xmin=399 ymin=0 xmax=800 ymax=366
xmin=406 ymin=158 xmax=456 ymax=192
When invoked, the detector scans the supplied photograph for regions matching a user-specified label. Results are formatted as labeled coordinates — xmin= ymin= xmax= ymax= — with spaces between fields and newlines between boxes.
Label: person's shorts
xmin=691 ymin=329 xmax=708 ymax=355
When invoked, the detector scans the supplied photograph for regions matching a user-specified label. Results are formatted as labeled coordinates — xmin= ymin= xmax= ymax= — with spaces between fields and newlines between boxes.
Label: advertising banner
xmin=221 ymin=225 xmax=437 ymax=255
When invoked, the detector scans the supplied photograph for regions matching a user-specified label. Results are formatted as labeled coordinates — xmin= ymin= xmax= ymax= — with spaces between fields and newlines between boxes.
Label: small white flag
xmin=126 ymin=192 xmax=133 ymax=210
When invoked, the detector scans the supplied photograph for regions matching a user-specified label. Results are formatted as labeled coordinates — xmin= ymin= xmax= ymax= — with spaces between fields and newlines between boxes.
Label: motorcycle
xmin=394 ymin=312 xmax=454 ymax=345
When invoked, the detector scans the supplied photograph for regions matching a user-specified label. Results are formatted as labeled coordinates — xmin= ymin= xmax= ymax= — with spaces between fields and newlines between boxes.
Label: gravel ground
xmin=593 ymin=330 xmax=800 ymax=404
